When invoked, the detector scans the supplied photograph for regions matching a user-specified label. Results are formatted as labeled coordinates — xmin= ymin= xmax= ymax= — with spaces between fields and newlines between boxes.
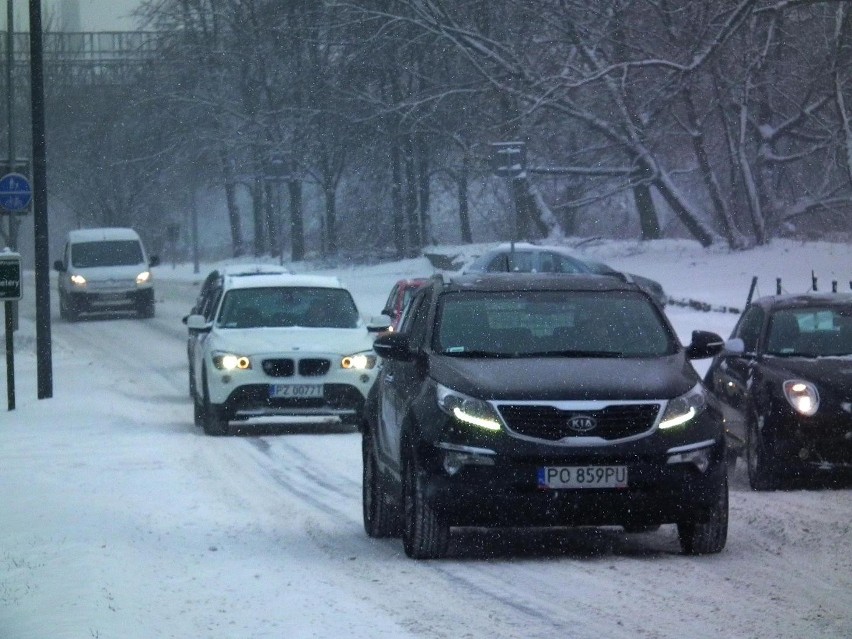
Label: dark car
xmin=705 ymin=293 xmax=852 ymax=490
xmin=362 ymin=272 xmax=727 ymax=559
xmin=462 ymin=242 xmax=667 ymax=307
xmin=380 ymin=278 xmax=430 ymax=330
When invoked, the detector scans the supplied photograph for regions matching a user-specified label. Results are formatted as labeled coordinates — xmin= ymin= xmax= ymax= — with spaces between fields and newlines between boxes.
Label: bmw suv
xmin=186 ymin=272 xmax=383 ymax=435
xmin=362 ymin=273 xmax=728 ymax=558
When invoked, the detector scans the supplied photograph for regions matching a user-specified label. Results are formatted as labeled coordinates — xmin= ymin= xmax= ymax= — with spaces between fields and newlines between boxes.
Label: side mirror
xmin=686 ymin=330 xmax=725 ymax=360
xmin=367 ymin=314 xmax=392 ymax=333
xmin=186 ymin=314 xmax=212 ymax=332
xmin=53 ymin=259 xmax=65 ymax=272
xmin=149 ymin=255 xmax=161 ymax=267
xmin=723 ymin=337 xmax=745 ymax=355
xmin=373 ymin=331 xmax=413 ymax=361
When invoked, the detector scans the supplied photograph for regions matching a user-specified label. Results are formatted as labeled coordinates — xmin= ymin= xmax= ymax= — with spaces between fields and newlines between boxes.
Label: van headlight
xmin=659 ymin=383 xmax=707 ymax=430
xmin=70 ymin=274 xmax=87 ymax=287
xmin=341 ymin=351 xmax=377 ymax=370
xmin=136 ymin=270 xmax=152 ymax=285
xmin=436 ymin=383 xmax=502 ymax=432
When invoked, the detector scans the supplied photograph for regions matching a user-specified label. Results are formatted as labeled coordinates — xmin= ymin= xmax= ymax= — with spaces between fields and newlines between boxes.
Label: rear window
xmin=435 ymin=290 xmax=676 ymax=357
xmin=71 ymin=240 xmax=144 ymax=267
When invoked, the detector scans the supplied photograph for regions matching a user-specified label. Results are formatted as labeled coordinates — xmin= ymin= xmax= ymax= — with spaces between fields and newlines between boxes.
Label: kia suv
xmin=362 ymin=273 xmax=727 ymax=558
xmin=186 ymin=272 xmax=383 ymax=435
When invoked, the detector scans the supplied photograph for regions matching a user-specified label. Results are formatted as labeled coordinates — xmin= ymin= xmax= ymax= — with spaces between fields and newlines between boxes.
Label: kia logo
xmin=567 ymin=415 xmax=596 ymax=432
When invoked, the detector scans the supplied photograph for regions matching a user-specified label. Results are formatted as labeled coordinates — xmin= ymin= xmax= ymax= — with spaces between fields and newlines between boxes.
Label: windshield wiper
xmin=440 ymin=349 xmax=513 ymax=358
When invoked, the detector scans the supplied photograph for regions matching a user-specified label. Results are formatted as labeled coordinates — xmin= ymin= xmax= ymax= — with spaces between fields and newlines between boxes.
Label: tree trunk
xmin=390 ymin=138 xmax=406 ymax=259
xmin=288 ymin=179 xmax=305 ymax=261
xmin=416 ymin=134 xmax=431 ymax=245
xmin=652 ymin=173 xmax=716 ymax=247
xmin=324 ymin=184 xmax=337 ymax=256
xmin=458 ymin=154 xmax=473 ymax=244
xmin=633 ymin=181 xmax=661 ymax=240
xmin=404 ymin=134 xmax=421 ymax=256
xmin=220 ymin=153 xmax=244 ymax=257
xmin=251 ymin=175 xmax=266 ymax=256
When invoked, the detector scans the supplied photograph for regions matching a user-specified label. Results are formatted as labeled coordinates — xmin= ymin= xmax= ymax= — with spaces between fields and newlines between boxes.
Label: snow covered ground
xmin=1 ymin=238 xmax=851 ymax=638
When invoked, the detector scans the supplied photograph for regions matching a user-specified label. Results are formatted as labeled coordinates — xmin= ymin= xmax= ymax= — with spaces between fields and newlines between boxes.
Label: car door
xmin=192 ymin=281 xmax=223 ymax=397
xmin=377 ymin=289 xmax=430 ymax=474
xmin=708 ymin=304 xmax=765 ymax=445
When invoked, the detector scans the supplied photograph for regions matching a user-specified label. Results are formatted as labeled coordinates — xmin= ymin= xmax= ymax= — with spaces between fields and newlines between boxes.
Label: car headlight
xmin=783 ymin=380 xmax=819 ymax=416
xmin=136 ymin=270 xmax=152 ymax=285
xmin=436 ymin=383 xmax=502 ymax=432
xmin=659 ymin=382 xmax=707 ymax=430
xmin=212 ymin=351 xmax=252 ymax=370
xmin=341 ymin=351 xmax=377 ymax=370
xmin=70 ymin=274 xmax=86 ymax=287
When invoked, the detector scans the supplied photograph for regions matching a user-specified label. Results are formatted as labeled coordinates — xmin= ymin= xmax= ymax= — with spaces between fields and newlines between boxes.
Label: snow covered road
xmin=2 ymin=254 xmax=852 ymax=638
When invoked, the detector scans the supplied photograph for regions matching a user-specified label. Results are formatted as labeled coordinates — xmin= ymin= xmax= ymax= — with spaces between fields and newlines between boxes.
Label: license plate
xmin=269 ymin=384 xmax=323 ymax=399
xmin=538 ymin=465 xmax=628 ymax=489
xmin=96 ymin=293 xmax=128 ymax=302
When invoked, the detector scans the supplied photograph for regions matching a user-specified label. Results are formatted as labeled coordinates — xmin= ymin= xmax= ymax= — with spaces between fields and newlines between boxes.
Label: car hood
xmin=763 ymin=356 xmax=852 ymax=395
xmin=429 ymin=353 xmax=697 ymax=401
xmin=211 ymin=326 xmax=374 ymax=355
xmin=70 ymin=264 xmax=149 ymax=280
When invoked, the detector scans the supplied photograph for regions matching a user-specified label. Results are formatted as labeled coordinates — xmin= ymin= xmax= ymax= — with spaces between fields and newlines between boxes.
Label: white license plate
xmin=538 ymin=465 xmax=628 ymax=489
xmin=269 ymin=384 xmax=324 ymax=399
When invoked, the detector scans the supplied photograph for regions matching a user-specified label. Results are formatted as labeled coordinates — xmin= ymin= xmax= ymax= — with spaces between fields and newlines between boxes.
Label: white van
xmin=53 ymin=227 xmax=160 ymax=321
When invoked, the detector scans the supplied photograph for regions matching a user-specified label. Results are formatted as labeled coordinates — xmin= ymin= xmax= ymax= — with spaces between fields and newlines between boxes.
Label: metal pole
xmin=5 ymin=300 xmax=13 ymax=410
xmin=29 ymin=0 xmax=52 ymax=399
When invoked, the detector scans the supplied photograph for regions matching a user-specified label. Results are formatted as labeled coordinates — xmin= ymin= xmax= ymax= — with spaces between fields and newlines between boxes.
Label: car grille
xmin=262 ymin=358 xmax=295 ymax=377
xmin=498 ymin=403 xmax=661 ymax=441
xmin=299 ymin=358 xmax=331 ymax=376
xmin=261 ymin=358 xmax=331 ymax=377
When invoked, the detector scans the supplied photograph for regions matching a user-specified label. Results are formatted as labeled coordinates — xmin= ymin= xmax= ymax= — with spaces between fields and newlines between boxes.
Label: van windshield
xmin=71 ymin=240 xmax=144 ymax=268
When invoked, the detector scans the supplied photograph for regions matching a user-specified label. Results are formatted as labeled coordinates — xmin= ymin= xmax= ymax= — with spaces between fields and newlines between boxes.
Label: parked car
xmin=381 ymin=278 xmax=430 ymax=330
xmin=182 ymin=263 xmax=293 ymax=398
xmin=462 ymin=242 xmax=667 ymax=307
xmin=362 ymin=272 xmax=727 ymax=559
xmin=185 ymin=271 xmax=384 ymax=435
xmin=705 ymin=293 xmax=852 ymax=489
xmin=54 ymin=227 xmax=160 ymax=320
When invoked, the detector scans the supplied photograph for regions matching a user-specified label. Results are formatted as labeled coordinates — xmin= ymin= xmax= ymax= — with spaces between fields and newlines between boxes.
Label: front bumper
xmin=765 ymin=407 xmax=852 ymax=471
xmin=207 ymin=355 xmax=378 ymax=422
xmin=68 ymin=287 xmax=153 ymax=311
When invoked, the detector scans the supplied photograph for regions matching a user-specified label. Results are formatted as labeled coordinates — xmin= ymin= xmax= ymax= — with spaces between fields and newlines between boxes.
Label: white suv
xmin=186 ymin=271 xmax=384 ymax=435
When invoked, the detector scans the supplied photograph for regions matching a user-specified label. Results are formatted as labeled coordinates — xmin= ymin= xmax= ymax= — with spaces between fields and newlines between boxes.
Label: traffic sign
xmin=0 ymin=251 xmax=22 ymax=301
xmin=0 ymin=173 xmax=33 ymax=213
xmin=490 ymin=141 xmax=527 ymax=177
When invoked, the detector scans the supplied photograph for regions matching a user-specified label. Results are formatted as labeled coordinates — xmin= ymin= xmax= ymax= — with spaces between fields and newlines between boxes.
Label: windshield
xmin=71 ymin=240 xmax=144 ymax=268
xmin=435 ymin=290 xmax=676 ymax=357
xmin=216 ymin=286 xmax=360 ymax=329
xmin=765 ymin=307 xmax=852 ymax=357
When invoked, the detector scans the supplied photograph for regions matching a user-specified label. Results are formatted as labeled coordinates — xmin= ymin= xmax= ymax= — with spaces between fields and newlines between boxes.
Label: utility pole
xmin=29 ymin=0 xmax=52 ymax=399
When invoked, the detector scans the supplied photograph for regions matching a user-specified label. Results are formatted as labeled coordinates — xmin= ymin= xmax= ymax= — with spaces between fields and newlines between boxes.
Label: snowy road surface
xmin=2 ymin=246 xmax=852 ymax=638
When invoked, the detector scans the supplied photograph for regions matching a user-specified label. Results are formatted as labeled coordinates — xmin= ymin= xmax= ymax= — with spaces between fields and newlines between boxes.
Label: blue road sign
xmin=0 ymin=173 xmax=33 ymax=213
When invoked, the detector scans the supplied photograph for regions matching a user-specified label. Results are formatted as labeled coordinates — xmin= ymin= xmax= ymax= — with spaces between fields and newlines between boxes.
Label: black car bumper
xmin=417 ymin=438 xmax=726 ymax=528
xmin=69 ymin=288 xmax=153 ymax=311
xmin=221 ymin=383 xmax=366 ymax=423
xmin=767 ymin=411 xmax=852 ymax=470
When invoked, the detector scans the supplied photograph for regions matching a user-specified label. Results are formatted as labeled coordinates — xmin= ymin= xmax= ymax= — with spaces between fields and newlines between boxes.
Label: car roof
xmin=753 ymin=292 xmax=852 ymax=310
xmin=223 ymin=272 xmax=345 ymax=291
xmin=68 ymin=227 xmax=140 ymax=242
xmin=438 ymin=272 xmax=641 ymax=294
xmin=218 ymin=263 xmax=292 ymax=277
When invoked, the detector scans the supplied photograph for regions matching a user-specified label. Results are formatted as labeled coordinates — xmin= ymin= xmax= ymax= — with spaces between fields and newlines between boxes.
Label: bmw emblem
xmin=567 ymin=415 xmax=596 ymax=433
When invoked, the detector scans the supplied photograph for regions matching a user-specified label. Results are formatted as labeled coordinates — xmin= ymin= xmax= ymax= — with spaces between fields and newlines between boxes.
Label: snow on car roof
xmin=67 ymin=227 xmax=141 ymax=242
xmin=224 ymin=272 xmax=345 ymax=290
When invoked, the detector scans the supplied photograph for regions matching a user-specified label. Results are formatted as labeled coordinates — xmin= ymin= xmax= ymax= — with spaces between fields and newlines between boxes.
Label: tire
xmin=60 ymin=292 xmax=78 ymax=322
xmin=201 ymin=369 xmax=229 ymax=436
xmin=362 ymin=430 xmax=401 ymax=538
xmin=193 ymin=389 xmax=204 ymax=427
xmin=747 ymin=412 xmax=778 ymax=491
xmin=623 ymin=524 xmax=661 ymax=534
xmin=677 ymin=476 xmax=728 ymax=555
xmin=402 ymin=442 xmax=449 ymax=559
xmin=138 ymin=300 xmax=155 ymax=319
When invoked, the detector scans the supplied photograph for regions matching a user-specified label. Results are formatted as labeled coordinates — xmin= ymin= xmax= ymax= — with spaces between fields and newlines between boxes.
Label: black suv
xmin=362 ymin=273 xmax=728 ymax=559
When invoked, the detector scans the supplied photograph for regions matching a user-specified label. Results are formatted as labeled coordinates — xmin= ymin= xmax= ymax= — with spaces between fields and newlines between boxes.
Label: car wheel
xmin=138 ymin=300 xmax=155 ymax=319
xmin=362 ymin=430 xmax=401 ymax=538
xmin=188 ymin=360 xmax=196 ymax=398
xmin=747 ymin=412 xmax=777 ymax=491
xmin=677 ymin=476 xmax=728 ymax=555
xmin=61 ymin=292 xmax=78 ymax=322
xmin=193 ymin=387 xmax=204 ymax=427
xmin=401 ymin=442 xmax=449 ymax=559
xmin=201 ymin=368 xmax=229 ymax=436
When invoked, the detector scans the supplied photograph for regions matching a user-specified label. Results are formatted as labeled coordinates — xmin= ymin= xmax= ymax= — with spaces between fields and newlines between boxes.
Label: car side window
xmin=383 ymin=284 xmax=399 ymax=315
xmin=401 ymin=291 xmax=430 ymax=349
xmin=735 ymin=306 xmax=764 ymax=352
